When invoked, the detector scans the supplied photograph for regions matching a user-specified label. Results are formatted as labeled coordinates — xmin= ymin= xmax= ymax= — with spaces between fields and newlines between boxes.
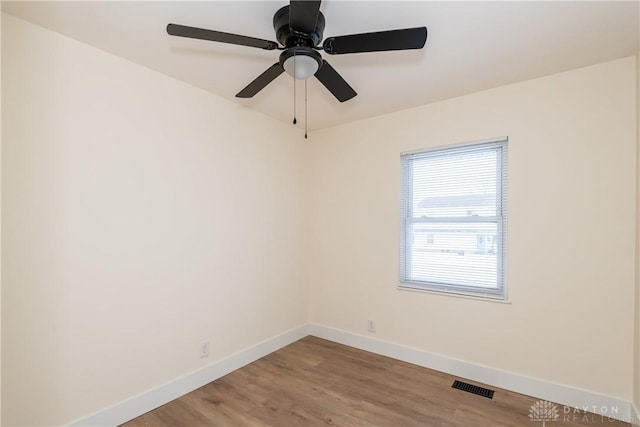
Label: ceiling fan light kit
xmin=167 ymin=1 xmax=427 ymax=135
xmin=280 ymin=47 xmax=322 ymax=80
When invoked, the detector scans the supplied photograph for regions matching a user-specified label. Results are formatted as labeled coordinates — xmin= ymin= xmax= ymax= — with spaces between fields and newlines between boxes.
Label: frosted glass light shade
xmin=283 ymin=54 xmax=319 ymax=80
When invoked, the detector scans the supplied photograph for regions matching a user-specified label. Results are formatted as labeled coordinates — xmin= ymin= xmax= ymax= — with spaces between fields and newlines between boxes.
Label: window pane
xmin=412 ymin=149 xmax=498 ymax=218
xmin=410 ymin=222 xmax=497 ymax=288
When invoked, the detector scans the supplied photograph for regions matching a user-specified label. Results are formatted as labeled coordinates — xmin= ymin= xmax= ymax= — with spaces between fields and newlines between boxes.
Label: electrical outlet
xmin=367 ymin=319 xmax=376 ymax=332
xmin=200 ymin=340 xmax=210 ymax=358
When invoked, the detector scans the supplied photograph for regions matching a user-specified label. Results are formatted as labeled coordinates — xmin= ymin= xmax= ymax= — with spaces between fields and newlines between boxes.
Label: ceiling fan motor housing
xmin=273 ymin=5 xmax=326 ymax=48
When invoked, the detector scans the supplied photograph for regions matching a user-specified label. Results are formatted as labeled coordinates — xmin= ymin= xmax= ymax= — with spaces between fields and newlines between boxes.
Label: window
xmin=400 ymin=138 xmax=508 ymax=300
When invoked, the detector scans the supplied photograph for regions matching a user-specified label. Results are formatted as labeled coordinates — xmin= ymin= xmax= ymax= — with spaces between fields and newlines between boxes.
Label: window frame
xmin=399 ymin=138 xmax=508 ymax=301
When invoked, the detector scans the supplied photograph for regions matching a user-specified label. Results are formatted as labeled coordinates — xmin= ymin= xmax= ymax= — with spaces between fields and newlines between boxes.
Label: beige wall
xmin=635 ymin=50 xmax=640 ymax=422
xmin=0 ymin=10 xmax=3 ymax=426
xmin=307 ymin=57 xmax=637 ymax=401
xmin=1 ymin=14 xmax=307 ymax=426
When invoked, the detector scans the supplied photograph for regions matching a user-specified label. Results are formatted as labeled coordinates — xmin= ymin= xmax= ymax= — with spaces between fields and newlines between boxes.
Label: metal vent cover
xmin=452 ymin=380 xmax=495 ymax=399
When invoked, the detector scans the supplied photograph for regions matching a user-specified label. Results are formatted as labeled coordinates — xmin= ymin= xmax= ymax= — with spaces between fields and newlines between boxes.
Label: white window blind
xmin=400 ymin=139 xmax=508 ymax=300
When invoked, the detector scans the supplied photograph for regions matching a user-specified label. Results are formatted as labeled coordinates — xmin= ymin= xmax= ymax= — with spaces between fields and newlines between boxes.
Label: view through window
xmin=400 ymin=139 xmax=507 ymax=300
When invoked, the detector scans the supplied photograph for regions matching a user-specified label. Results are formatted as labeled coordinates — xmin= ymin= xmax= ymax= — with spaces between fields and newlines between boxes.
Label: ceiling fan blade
xmin=323 ymin=27 xmax=427 ymax=55
xmin=167 ymin=24 xmax=278 ymax=50
xmin=236 ymin=63 xmax=285 ymax=98
xmin=289 ymin=1 xmax=321 ymax=34
xmin=314 ymin=60 xmax=357 ymax=102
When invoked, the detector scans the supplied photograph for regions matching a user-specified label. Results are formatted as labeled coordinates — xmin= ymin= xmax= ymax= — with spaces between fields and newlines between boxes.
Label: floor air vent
xmin=451 ymin=380 xmax=495 ymax=399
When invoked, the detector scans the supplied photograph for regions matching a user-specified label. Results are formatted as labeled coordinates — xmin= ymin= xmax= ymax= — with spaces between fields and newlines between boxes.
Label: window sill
xmin=397 ymin=284 xmax=512 ymax=304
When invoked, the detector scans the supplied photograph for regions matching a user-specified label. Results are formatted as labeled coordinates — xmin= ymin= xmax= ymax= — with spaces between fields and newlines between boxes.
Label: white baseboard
xmin=67 ymin=323 xmax=635 ymax=426
xmin=308 ymin=323 xmax=636 ymax=424
xmin=67 ymin=324 xmax=309 ymax=427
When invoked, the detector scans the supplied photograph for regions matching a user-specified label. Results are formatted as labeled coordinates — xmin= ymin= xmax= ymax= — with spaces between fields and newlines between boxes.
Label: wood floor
xmin=122 ymin=336 xmax=630 ymax=427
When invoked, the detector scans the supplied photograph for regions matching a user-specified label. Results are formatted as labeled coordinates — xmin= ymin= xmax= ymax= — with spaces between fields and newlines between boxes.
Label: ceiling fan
xmin=167 ymin=1 xmax=428 ymax=103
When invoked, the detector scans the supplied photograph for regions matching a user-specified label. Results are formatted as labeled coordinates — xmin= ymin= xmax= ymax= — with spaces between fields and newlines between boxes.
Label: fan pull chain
xmin=292 ymin=52 xmax=297 ymax=125
xmin=304 ymin=78 xmax=308 ymax=139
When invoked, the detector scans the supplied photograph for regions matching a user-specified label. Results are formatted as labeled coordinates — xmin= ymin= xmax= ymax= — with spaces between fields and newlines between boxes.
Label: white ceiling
xmin=3 ymin=1 xmax=639 ymax=131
